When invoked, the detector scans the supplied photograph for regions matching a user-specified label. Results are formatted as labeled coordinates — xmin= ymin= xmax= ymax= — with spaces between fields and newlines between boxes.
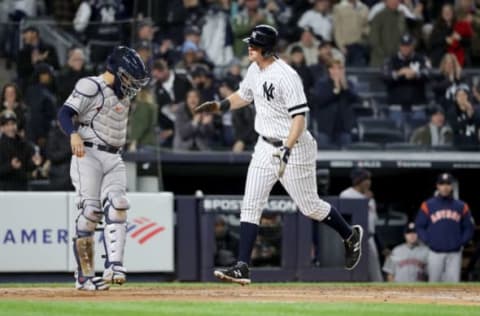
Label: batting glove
xmin=273 ymin=146 xmax=291 ymax=178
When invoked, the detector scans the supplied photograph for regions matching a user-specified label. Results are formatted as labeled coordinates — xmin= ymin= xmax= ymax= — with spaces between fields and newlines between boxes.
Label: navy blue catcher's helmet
xmin=242 ymin=24 xmax=278 ymax=57
xmin=106 ymin=46 xmax=149 ymax=99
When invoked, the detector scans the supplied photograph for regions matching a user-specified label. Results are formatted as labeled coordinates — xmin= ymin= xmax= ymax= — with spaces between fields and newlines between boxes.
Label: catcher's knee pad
xmin=103 ymin=192 xmax=129 ymax=224
xmin=76 ymin=200 xmax=103 ymax=237
xmin=73 ymin=236 xmax=95 ymax=279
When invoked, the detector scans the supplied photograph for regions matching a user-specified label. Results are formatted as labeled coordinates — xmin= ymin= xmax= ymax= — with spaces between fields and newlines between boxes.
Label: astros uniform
xmin=382 ymin=243 xmax=429 ymax=282
xmin=237 ymin=58 xmax=331 ymax=225
xmin=65 ymin=75 xmax=130 ymax=280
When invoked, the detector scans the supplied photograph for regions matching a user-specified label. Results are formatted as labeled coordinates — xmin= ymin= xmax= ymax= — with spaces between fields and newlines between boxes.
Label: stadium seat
xmin=343 ymin=142 xmax=383 ymax=151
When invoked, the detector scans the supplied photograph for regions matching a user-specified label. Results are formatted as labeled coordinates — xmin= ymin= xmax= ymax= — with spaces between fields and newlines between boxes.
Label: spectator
xmin=173 ymin=89 xmax=216 ymax=151
xmin=214 ymin=215 xmax=239 ymax=267
xmin=45 ymin=120 xmax=72 ymax=190
xmin=368 ymin=0 xmax=423 ymax=22
xmin=0 ymin=111 xmax=42 ymax=190
xmin=382 ymin=222 xmax=429 ymax=282
xmin=340 ymin=168 xmax=383 ymax=282
xmin=471 ymin=0 xmax=480 ymax=66
xmin=289 ymin=46 xmax=314 ymax=99
xmin=429 ymin=3 xmax=457 ymax=67
xmin=16 ymin=26 xmax=59 ymax=92
xmin=0 ymin=83 xmax=27 ymax=138
xmin=176 ymin=38 xmax=212 ymax=75
xmin=265 ymin=0 xmax=293 ymax=40
xmin=369 ymin=0 xmax=407 ymax=67
xmin=449 ymin=4 xmax=473 ymax=66
xmin=136 ymin=18 xmax=176 ymax=64
xmin=286 ymin=27 xmax=319 ymax=66
xmin=232 ymin=0 xmax=275 ymax=57
xmin=447 ymin=86 xmax=480 ymax=149
xmin=57 ymin=48 xmax=90 ymax=105
xmin=150 ymin=59 xmax=192 ymax=146
xmin=200 ymin=2 xmax=235 ymax=68
xmin=135 ymin=40 xmax=153 ymax=67
xmin=312 ymin=59 xmax=358 ymax=147
xmin=297 ymin=0 xmax=333 ymax=42
xmin=73 ymin=0 xmax=126 ymax=67
xmin=382 ymin=34 xmax=430 ymax=110
xmin=219 ymin=79 xmax=257 ymax=152
xmin=431 ymin=53 xmax=464 ymax=106
xmin=410 ymin=106 xmax=453 ymax=147
xmin=309 ymin=40 xmax=345 ymax=83
xmin=24 ymin=63 xmax=57 ymax=151
xmin=191 ymin=66 xmax=217 ymax=102
xmin=415 ymin=173 xmax=475 ymax=282
xmin=128 ymin=89 xmax=158 ymax=152
xmin=332 ymin=0 xmax=370 ymax=66
xmin=224 ymin=59 xmax=243 ymax=86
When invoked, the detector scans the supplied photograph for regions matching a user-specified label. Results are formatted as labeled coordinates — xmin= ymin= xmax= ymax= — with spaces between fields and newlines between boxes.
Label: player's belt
xmin=83 ymin=142 xmax=121 ymax=154
xmin=261 ymin=136 xmax=283 ymax=147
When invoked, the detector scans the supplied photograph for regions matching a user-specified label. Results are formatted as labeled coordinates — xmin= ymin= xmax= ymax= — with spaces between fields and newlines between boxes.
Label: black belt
xmin=261 ymin=136 xmax=283 ymax=147
xmin=83 ymin=142 xmax=121 ymax=154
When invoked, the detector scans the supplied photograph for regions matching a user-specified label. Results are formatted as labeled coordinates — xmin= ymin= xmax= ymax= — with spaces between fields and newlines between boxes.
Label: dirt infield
xmin=1 ymin=285 xmax=480 ymax=306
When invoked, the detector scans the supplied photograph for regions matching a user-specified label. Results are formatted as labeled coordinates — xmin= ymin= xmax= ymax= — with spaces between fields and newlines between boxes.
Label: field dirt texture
xmin=1 ymin=285 xmax=480 ymax=306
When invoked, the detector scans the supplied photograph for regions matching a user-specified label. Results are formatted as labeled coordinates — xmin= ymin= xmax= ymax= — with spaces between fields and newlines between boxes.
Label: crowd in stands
xmin=2 ymin=0 xmax=480 ymax=189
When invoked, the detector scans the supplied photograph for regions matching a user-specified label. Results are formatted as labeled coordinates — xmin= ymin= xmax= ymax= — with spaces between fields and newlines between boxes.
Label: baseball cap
xmin=437 ymin=173 xmax=454 ymax=185
xmin=428 ymin=105 xmax=445 ymax=116
xmin=135 ymin=40 xmax=152 ymax=51
xmin=137 ymin=18 xmax=154 ymax=29
xmin=291 ymin=45 xmax=304 ymax=55
xmin=404 ymin=222 xmax=416 ymax=234
xmin=400 ymin=33 xmax=414 ymax=46
xmin=0 ymin=111 xmax=17 ymax=125
xmin=22 ymin=25 xmax=39 ymax=34
xmin=220 ymin=77 xmax=239 ymax=91
xmin=182 ymin=40 xmax=199 ymax=54
xmin=184 ymin=25 xmax=201 ymax=36
xmin=350 ymin=168 xmax=371 ymax=186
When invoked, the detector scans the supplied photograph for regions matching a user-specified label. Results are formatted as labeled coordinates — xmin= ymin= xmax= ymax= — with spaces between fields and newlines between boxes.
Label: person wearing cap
xmin=382 ymin=222 xmax=429 ymax=282
xmin=447 ymin=85 xmax=480 ymax=149
xmin=311 ymin=58 xmax=359 ymax=148
xmin=288 ymin=46 xmax=314 ymax=98
xmin=369 ymin=0 xmax=407 ymax=67
xmin=415 ymin=173 xmax=475 ymax=282
xmin=0 ymin=110 xmax=42 ymax=190
xmin=332 ymin=0 xmax=369 ymax=66
xmin=16 ymin=25 xmax=59 ymax=92
xmin=286 ymin=27 xmax=320 ymax=66
xmin=134 ymin=40 xmax=153 ymax=66
xmin=410 ymin=106 xmax=453 ymax=147
xmin=340 ymin=168 xmax=383 ymax=281
xmin=57 ymin=47 xmax=91 ymax=105
xmin=382 ymin=33 xmax=431 ymax=125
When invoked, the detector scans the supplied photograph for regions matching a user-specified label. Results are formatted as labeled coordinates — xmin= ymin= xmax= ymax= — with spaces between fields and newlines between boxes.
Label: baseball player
xmin=382 ymin=222 xmax=429 ymax=282
xmin=57 ymin=46 xmax=149 ymax=291
xmin=195 ymin=25 xmax=363 ymax=285
xmin=415 ymin=173 xmax=475 ymax=282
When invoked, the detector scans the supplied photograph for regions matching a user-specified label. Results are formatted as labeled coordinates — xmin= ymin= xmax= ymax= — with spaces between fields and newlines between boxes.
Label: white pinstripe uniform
xmin=238 ymin=58 xmax=331 ymax=224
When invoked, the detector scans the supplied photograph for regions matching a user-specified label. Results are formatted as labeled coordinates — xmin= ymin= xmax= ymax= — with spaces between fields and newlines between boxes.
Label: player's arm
xmin=58 ymin=105 xmax=84 ymax=157
xmin=194 ymin=91 xmax=250 ymax=114
xmin=285 ymin=114 xmax=305 ymax=149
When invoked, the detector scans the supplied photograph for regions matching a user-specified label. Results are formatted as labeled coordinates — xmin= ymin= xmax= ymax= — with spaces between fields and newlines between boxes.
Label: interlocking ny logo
xmin=127 ymin=217 xmax=165 ymax=245
xmin=263 ymin=82 xmax=275 ymax=101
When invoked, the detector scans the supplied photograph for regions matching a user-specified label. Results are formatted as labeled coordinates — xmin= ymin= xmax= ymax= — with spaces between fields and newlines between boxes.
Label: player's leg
xmin=427 ymin=250 xmax=445 ymax=282
xmin=443 ymin=251 xmax=462 ymax=282
xmin=280 ymin=154 xmax=362 ymax=270
xmin=214 ymin=140 xmax=278 ymax=285
xmin=100 ymin=154 xmax=129 ymax=284
xmin=70 ymin=153 xmax=109 ymax=291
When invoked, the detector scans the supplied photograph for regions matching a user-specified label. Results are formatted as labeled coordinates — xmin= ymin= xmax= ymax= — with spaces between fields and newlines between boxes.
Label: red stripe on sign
xmin=138 ymin=227 xmax=165 ymax=244
xmin=133 ymin=219 xmax=144 ymax=224
xmin=131 ymin=222 xmax=157 ymax=238
xmin=140 ymin=217 xmax=150 ymax=222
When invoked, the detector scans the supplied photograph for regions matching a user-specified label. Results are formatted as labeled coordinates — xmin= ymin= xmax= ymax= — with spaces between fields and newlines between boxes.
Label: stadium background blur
xmin=0 ymin=0 xmax=479 ymax=282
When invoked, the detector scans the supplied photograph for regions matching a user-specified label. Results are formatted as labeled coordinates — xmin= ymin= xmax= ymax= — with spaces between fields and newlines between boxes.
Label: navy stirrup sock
xmin=238 ymin=222 xmax=259 ymax=264
xmin=323 ymin=206 xmax=353 ymax=240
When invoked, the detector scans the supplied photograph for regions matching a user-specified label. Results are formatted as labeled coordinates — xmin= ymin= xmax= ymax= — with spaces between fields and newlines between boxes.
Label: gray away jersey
xmin=238 ymin=58 xmax=309 ymax=140
xmin=383 ymin=243 xmax=429 ymax=282
xmin=64 ymin=76 xmax=130 ymax=148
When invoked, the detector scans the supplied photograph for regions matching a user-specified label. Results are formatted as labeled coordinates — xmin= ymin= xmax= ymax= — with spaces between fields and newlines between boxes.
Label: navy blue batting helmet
xmin=106 ymin=46 xmax=149 ymax=99
xmin=242 ymin=24 xmax=278 ymax=56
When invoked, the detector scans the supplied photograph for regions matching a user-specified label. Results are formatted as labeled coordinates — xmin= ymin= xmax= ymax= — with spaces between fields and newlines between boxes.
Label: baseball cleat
xmin=75 ymin=276 xmax=110 ymax=291
xmin=344 ymin=225 xmax=363 ymax=270
xmin=103 ymin=264 xmax=127 ymax=285
xmin=214 ymin=261 xmax=251 ymax=286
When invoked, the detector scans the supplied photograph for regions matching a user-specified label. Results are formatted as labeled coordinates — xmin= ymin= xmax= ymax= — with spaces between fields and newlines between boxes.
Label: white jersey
xmin=238 ymin=58 xmax=310 ymax=141
xmin=339 ymin=187 xmax=378 ymax=234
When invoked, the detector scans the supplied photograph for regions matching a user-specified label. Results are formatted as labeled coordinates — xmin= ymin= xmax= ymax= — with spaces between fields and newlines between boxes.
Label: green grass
xmin=0 ymin=301 xmax=477 ymax=316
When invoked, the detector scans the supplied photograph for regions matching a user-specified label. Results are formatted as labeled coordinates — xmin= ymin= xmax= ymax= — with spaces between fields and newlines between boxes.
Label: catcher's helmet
xmin=106 ymin=46 xmax=149 ymax=99
xmin=242 ymin=24 xmax=278 ymax=56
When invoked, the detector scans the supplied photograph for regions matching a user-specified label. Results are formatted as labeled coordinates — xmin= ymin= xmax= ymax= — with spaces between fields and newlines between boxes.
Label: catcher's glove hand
xmin=194 ymin=101 xmax=220 ymax=113
xmin=273 ymin=146 xmax=291 ymax=178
